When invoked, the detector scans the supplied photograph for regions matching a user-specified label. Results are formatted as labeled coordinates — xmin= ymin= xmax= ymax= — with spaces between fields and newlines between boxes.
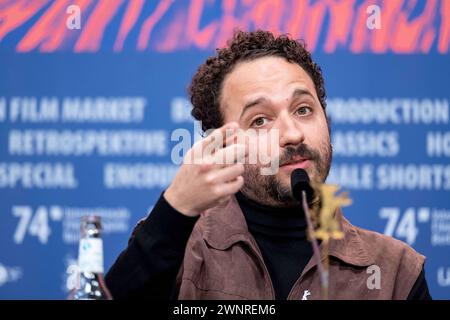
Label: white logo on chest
xmin=302 ymin=290 xmax=311 ymax=300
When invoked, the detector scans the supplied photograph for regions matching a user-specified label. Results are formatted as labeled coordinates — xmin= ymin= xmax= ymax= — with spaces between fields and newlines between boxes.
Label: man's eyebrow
xmin=239 ymin=97 xmax=268 ymax=119
xmin=239 ymin=88 xmax=315 ymax=119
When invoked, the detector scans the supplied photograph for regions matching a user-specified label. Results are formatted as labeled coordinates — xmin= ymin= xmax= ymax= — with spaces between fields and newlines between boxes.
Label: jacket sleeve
xmin=104 ymin=192 xmax=199 ymax=300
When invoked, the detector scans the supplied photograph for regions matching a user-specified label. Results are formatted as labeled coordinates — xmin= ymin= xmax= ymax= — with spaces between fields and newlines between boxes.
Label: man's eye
xmin=296 ymin=106 xmax=312 ymax=116
xmin=251 ymin=117 xmax=268 ymax=127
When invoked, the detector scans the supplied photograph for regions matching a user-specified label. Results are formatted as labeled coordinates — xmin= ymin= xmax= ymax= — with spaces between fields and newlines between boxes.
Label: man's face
xmin=220 ymin=56 xmax=332 ymax=207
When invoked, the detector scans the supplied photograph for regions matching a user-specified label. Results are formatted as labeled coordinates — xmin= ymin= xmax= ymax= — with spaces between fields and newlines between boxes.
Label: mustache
xmin=279 ymin=144 xmax=320 ymax=166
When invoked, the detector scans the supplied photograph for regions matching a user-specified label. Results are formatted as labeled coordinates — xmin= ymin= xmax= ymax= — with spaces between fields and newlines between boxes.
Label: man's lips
xmin=280 ymin=158 xmax=311 ymax=170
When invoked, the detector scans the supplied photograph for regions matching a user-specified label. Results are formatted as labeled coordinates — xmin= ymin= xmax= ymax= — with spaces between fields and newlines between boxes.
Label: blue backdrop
xmin=0 ymin=0 xmax=449 ymax=299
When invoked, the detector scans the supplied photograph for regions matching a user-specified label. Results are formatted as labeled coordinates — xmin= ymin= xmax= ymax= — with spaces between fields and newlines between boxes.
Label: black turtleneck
xmin=235 ymin=191 xmax=313 ymax=300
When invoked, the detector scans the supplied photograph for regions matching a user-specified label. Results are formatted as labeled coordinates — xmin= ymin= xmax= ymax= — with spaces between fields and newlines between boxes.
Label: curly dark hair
xmin=188 ymin=29 xmax=327 ymax=132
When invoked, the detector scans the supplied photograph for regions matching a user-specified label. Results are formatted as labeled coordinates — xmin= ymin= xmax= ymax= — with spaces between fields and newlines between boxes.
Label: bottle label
xmin=78 ymin=238 xmax=104 ymax=273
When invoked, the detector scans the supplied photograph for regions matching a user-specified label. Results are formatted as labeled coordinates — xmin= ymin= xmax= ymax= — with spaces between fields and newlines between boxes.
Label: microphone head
xmin=291 ymin=168 xmax=314 ymax=203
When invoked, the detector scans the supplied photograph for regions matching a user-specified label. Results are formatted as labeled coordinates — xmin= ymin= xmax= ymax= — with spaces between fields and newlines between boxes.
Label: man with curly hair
xmin=105 ymin=30 xmax=431 ymax=300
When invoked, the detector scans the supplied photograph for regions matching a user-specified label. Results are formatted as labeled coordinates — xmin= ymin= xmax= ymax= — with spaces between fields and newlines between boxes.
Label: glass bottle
xmin=68 ymin=215 xmax=112 ymax=300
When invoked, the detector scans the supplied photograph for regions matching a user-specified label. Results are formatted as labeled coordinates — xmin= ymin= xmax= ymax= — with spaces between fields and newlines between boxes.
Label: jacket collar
xmin=201 ymin=195 xmax=375 ymax=268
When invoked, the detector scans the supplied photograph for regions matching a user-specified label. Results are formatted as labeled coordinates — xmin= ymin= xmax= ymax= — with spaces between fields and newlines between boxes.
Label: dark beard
xmin=241 ymin=141 xmax=332 ymax=207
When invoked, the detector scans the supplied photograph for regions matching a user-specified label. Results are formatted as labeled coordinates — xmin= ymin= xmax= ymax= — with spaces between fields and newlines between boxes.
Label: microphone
xmin=290 ymin=168 xmax=315 ymax=204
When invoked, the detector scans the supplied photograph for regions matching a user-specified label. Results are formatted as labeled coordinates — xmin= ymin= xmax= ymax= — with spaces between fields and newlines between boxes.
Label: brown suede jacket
xmin=170 ymin=196 xmax=425 ymax=299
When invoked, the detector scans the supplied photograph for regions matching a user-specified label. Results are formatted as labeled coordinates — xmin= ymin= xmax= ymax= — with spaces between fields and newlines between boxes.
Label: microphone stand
xmin=301 ymin=191 xmax=329 ymax=300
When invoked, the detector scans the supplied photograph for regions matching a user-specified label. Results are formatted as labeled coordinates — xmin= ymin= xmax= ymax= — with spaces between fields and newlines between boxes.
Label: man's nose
xmin=276 ymin=112 xmax=305 ymax=148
